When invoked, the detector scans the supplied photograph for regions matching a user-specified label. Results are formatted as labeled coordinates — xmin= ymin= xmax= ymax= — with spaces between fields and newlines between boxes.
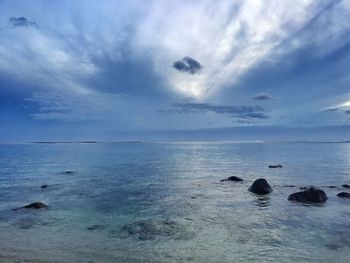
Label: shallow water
xmin=0 ymin=142 xmax=350 ymax=262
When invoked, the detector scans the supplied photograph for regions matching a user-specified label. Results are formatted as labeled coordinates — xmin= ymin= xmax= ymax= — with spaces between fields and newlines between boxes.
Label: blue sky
xmin=0 ymin=0 xmax=350 ymax=141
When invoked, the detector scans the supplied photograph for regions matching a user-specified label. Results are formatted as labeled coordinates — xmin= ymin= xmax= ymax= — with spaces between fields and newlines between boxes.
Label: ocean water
xmin=0 ymin=142 xmax=350 ymax=262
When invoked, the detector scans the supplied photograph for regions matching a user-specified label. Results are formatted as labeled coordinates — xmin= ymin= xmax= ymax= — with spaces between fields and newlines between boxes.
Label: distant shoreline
xmin=0 ymin=140 xmax=349 ymax=145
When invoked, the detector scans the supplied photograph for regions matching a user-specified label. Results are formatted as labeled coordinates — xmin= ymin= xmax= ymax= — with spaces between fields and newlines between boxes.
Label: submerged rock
xmin=342 ymin=184 xmax=350 ymax=188
xmin=288 ymin=187 xmax=327 ymax=203
xmin=268 ymin=164 xmax=283 ymax=168
xmin=86 ymin=224 xmax=106 ymax=231
xmin=220 ymin=176 xmax=243 ymax=182
xmin=337 ymin=192 xmax=350 ymax=198
xmin=248 ymin=178 xmax=273 ymax=195
xmin=40 ymin=185 xmax=48 ymax=189
xmin=122 ymin=219 xmax=195 ymax=241
xmin=13 ymin=202 xmax=48 ymax=210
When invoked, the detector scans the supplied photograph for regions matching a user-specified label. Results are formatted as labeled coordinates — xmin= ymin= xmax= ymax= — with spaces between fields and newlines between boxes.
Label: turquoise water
xmin=0 ymin=142 xmax=350 ymax=262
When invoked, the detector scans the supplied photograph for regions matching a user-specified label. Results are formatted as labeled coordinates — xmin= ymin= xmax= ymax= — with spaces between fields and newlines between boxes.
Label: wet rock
xmin=248 ymin=178 xmax=273 ymax=195
xmin=268 ymin=164 xmax=283 ymax=168
xmin=342 ymin=184 xmax=350 ymax=188
xmin=122 ymin=219 xmax=195 ymax=241
xmin=40 ymin=185 xmax=48 ymax=189
xmin=337 ymin=192 xmax=350 ymax=198
xmin=283 ymin=185 xmax=296 ymax=188
xmin=326 ymin=185 xmax=336 ymax=189
xmin=220 ymin=176 xmax=243 ymax=182
xmin=288 ymin=187 xmax=327 ymax=203
xmin=13 ymin=202 xmax=48 ymax=210
xmin=63 ymin=171 xmax=75 ymax=175
xmin=86 ymin=224 xmax=106 ymax=231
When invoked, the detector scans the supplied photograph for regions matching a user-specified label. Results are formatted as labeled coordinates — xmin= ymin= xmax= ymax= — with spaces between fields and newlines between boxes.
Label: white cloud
xmin=133 ymin=0 xmax=330 ymax=99
xmin=0 ymin=0 xmax=349 ymax=128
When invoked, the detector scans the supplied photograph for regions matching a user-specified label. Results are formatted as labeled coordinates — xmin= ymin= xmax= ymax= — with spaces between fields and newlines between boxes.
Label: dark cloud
xmin=9 ymin=17 xmax=38 ymax=28
xmin=160 ymin=103 xmax=268 ymax=120
xmin=345 ymin=110 xmax=350 ymax=114
xmin=324 ymin=107 xmax=338 ymax=112
xmin=252 ymin=93 xmax=272 ymax=100
xmin=173 ymin=57 xmax=202 ymax=74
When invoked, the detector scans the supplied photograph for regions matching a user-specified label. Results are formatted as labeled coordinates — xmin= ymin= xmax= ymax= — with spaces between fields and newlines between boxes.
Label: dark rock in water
xmin=299 ymin=186 xmax=308 ymax=190
xmin=288 ymin=187 xmax=327 ymax=203
xmin=283 ymin=185 xmax=296 ymax=188
xmin=326 ymin=185 xmax=336 ymax=189
xmin=268 ymin=164 xmax=283 ymax=168
xmin=63 ymin=171 xmax=75 ymax=175
xmin=22 ymin=202 xmax=48 ymax=209
xmin=86 ymin=224 xmax=106 ymax=231
xmin=342 ymin=184 xmax=350 ymax=188
xmin=337 ymin=192 xmax=350 ymax=198
xmin=220 ymin=176 xmax=243 ymax=182
xmin=122 ymin=219 xmax=195 ymax=241
xmin=13 ymin=202 xmax=48 ymax=210
xmin=248 ymin=178 xmax=273 ymax=195
xmin=40 ymin=185 xmax=48 ymax=189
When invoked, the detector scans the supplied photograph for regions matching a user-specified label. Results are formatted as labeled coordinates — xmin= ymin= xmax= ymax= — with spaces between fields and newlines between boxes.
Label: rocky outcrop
xmin=122 ymin=219 xmax=195 ymax=241
xmin=63 ymin=171 xmax=75 ymax=175
xmin=13 ymin=202 xmax=48 ymax=210
xmin=248 ymin=178 xmax=273 ymax=195
xmin=288 ymin=187 xmax=327 ymax=203
xmin=268 ymin=164 xmax=283 ymax=168
xmin=337 ymin=192 xmax=350 ymax=198
xmin=220 ymin=176 xmax=243 ymax=182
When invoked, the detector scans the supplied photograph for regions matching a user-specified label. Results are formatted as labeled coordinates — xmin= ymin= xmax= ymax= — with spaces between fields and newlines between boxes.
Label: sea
xmin=0 ymin=142 xmax=349 ymax=262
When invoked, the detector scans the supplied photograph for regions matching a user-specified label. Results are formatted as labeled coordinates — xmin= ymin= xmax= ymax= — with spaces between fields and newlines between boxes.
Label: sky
xmin=0 ymin=0 xmax=350 ymax=141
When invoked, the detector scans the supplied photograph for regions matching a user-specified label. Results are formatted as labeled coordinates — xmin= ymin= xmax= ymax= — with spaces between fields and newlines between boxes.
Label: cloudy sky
xmin=1 ymin=0 xmax=350 ymax=141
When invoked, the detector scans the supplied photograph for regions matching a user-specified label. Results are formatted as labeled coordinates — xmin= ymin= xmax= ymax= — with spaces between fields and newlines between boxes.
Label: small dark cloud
xmin=345 ymin=110 xmax=350 ymax=114
xmin=9 ymin=17 xmax=38 ymax=28
xmin=252 ymin=93 xmax=272 ymax=100
xmin=324 ymin=107 xmax=338 ymax=112
xmin=160 ymin=102 xmax=268 ymax=120
xmin=173 ymin=57 xmax=202 ymax=74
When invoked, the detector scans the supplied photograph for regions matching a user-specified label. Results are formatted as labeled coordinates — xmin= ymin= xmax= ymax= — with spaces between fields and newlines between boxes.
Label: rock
xmin=337 ymin=192 xmax=350 ymax=198
xmin=268 ymin=164 xmax=283 ymax=168
xmin=220 ymin=176 xmax=243 ymax=182
xmin=326 ymin=185 xmax=336 ymax=189
xmin=63 ymin=171 xmax=75 ymax=175
xmin=86 ymin=224 xmax=106 ymax=231
xmin=342 ymin=184 xmax=350 ymax=188
xmin=248 ymin=178 xmax=273 ymax=195
xmin=13 ymin=202 xmax=48 ymax=210
xmin=40 ymin=185 xmax=48 ymax=189
xmin=283 ymin=185 xmax=296 ymax=188
xmin=122 ymin=219 xmax=195 ymax=241
xmin=288 ymin=187 xmax=327 ymax=203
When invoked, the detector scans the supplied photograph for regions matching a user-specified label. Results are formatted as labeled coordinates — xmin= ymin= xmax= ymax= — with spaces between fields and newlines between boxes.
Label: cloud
xmin=252 ymin=93 xmax=272 ymax=100
xmin=134 ymin=0 xmax=345 ymax=98
xmin=1 ymin=0 xmax=350 ymax=132
xmin=324 ymin=107 xmax=338 ymax=112
xmin=173 ymin=56 xmax=202 ymax=74
xmin=161 ymin=102 xmax=268 ymax=120
xmin=345 ymin=110 xmax=350 ymax=114
xmin=9 ymin=16 xmax=38 ymax=28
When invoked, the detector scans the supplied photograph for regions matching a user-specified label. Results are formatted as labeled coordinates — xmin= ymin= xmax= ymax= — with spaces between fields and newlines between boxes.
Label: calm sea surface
xmin=0 ymin=142 xmax=350 ymax=262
